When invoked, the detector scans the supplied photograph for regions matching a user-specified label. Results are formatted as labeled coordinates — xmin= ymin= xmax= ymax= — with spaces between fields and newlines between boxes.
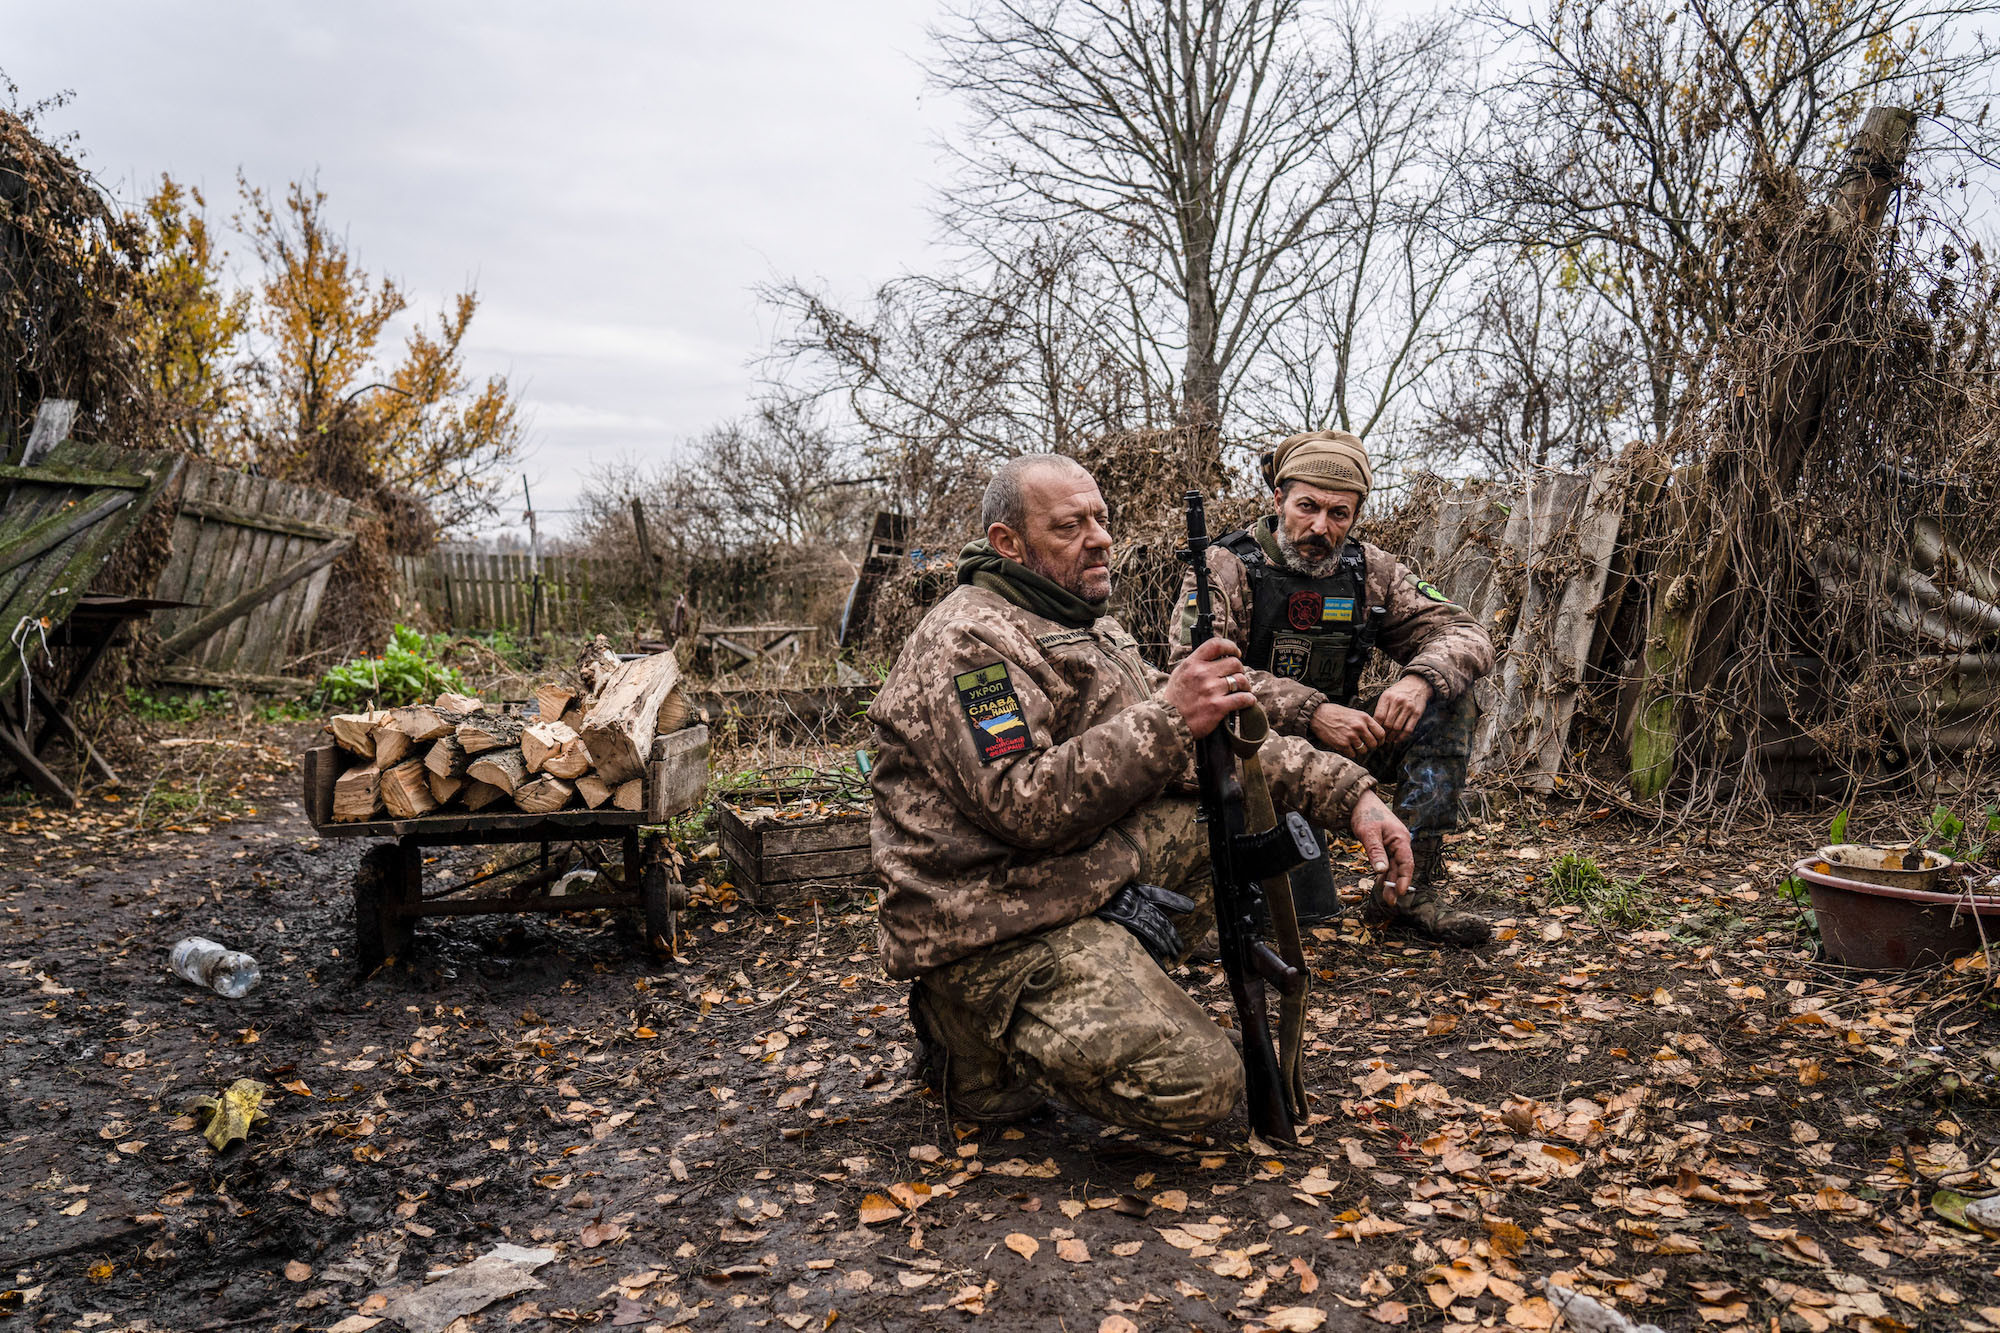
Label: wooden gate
xmin=0 ymin=432 xmax=180 ymax=802
xmin=149 ymin=461 xmax=357 ymax=693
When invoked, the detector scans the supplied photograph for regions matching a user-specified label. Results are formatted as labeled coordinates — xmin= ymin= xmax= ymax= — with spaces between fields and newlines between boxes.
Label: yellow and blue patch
xmin=1321 ymin=596 xmax=1355 ymax=624
xmin=955 ymin=662 xmax=1034 ymax=763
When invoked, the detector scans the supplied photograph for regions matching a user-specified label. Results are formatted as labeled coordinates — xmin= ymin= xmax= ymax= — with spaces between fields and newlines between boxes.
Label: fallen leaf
xmin=580 ymin=1220 xmax=626 ymax=1248
xmin=857 ymin=1194 xmax=902 ymax=1226
xmin=1506 ymin=1298 xmax=1558 ymax=1329
xmin=1369 ymin=1300 xmax=1409 ymax=1325
xmin=1005 ymin=1234 xmax=1039 ymax=1262
xmin=283 ymin=1260 xmax=311 ymax=1283
xmin=1100 ymin=1318 xmax=1139 ymax=1333
xmin=1266 ymin=1309 xmax=1328 ymax=1331
xmin=1056 ymin=1238 xmax=1090 ymax=1263
xmin=1150 ymin=1189 xmax=1188 ymax=1212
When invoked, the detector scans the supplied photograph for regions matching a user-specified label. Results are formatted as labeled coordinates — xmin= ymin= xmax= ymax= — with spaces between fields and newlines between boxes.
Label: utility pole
xmin=522 ymin=475 xmax=543 ymax=640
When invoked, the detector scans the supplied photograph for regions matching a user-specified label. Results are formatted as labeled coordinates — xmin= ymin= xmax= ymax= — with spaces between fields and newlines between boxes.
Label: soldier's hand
xmin=1161 ymin=637 xmax=1254 ymax=738
xmin=1350 ymin=790 xmax=1413 ymax=906
xmin=1311 ymin=703 xmax=1386 ymax=757
xmin=1373 ymin=675 xmax=1434 ymax=746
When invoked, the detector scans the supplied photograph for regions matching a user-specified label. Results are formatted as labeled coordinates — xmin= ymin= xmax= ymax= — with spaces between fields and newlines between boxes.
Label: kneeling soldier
xmin=1170 ymin=430 xmax=1494 ymax=946
xmin=869 ymin=455 xmax=1413 ymax=1133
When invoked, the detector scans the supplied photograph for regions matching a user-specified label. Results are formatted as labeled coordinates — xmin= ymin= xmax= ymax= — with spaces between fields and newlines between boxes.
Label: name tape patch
xmin=1321 ymin=596 xmax=1355 ymax=623
xmin=955 ymin=662 xmax=1033 ymax=763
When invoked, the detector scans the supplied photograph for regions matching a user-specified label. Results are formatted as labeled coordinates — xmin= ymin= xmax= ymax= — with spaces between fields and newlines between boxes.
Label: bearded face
xmin=1273 ymin=480 xmax=1360 ymax=576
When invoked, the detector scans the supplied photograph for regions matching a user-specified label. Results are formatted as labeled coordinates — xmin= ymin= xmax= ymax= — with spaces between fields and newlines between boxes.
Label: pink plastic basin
xmin=1791 ymin=857 xmax=2000 ymax=970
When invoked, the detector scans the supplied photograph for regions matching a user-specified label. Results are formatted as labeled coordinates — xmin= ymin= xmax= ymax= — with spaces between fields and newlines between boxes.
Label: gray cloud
xmin=2 ymin=0 xmax=953 ymax=540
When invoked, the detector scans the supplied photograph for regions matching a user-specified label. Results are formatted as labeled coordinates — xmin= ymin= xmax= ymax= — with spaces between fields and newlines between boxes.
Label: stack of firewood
xmin=324 ymin=641 xmax=690 ymax=822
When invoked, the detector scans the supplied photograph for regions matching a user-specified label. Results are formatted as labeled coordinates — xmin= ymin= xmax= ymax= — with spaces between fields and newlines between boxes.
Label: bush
xmin=1545 ymin=852 xmax=1650 ymax=927
xmin=316 ymin=625 xmax=470 ymax=710
xmin=124 ymin=687 xmax=226 ymax=723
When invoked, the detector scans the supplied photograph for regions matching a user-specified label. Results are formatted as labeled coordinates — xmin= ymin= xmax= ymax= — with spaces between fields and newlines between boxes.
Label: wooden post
xmin=630 ymin=498 xmax=672 ymax=638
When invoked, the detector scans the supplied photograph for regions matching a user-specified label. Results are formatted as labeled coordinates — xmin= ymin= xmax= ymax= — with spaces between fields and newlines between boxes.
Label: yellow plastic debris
xmin=186 ymin=1078 xmax=271 ymax=1152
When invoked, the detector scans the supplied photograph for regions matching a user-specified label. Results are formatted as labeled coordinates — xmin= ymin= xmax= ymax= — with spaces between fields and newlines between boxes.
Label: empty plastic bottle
xmin=168 ymin=938 xmax=262 ymax=998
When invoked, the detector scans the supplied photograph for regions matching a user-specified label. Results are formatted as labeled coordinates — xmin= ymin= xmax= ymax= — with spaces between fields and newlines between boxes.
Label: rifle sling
xmin=1225 ymin=709 xmax=1314 ymax=1124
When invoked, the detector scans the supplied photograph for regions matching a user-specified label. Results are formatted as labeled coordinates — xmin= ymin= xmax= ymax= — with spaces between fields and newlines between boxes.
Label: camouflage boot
xmin=909 ymin=986 xmax=1046 ymax=1123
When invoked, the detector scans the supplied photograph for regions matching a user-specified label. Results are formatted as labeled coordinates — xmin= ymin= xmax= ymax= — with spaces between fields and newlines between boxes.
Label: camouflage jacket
xmin=1169 ymin=520 xmax=1493 ymax=735
xmin=870 ymin=583 xmax=1376 ymax=978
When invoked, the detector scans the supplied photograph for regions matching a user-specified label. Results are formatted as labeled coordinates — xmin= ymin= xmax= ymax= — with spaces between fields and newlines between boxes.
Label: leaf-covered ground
xmin=3 ymin=716 xmax=1999 ymax=1333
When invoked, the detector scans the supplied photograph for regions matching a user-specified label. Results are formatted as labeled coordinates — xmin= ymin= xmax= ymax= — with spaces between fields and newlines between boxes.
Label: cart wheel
xmin=354 ymin=844 xmax=415 ymax=972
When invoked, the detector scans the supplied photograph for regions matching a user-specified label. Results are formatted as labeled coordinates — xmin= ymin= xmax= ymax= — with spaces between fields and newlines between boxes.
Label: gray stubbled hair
xmin=981 ymin=454 xmax=1083 ymax=532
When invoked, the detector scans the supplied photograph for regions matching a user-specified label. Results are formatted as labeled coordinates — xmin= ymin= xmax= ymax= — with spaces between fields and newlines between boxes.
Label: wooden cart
xmin=303 ymin=725 xmax=709 ymax=970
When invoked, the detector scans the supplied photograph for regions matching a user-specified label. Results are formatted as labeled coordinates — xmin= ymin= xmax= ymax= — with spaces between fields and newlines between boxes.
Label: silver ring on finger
xmin=1229 ymin=674 xmax=1245 ymax=695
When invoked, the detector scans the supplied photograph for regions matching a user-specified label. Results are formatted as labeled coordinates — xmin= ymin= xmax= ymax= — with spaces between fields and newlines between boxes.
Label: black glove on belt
xmin=1096 ymin=882 xmax=1198 ymax=966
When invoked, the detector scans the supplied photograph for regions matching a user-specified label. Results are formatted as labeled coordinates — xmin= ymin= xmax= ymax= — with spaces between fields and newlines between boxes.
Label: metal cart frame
xmin=302 ymin=726 xmax=708 ymax=971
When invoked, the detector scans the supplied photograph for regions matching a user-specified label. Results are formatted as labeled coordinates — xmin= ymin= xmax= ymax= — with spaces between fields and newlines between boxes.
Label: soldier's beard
xmin=1022 ymin=546 xmax=1112 ymax=604
xmin=1276 ymin=525 xmax=1343 ymax=579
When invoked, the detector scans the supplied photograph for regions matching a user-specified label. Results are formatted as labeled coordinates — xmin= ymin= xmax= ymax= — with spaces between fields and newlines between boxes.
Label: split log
xmin=581 ymin=652 xmax=683 ymax=784
xmin=425 ymin=735 xmax=469 ymax=778
xmin=559 ymin=701 xmax=587 ymax=732
xmin=462 ymin=780 xmax=509 ymax=811
xmin=576 ymin=636 xmax=623 ymax=692
xmin=542 ymin=742 xmax=592 ymax=781
xmin=656 ymin=686 xmax=692 ymax=734
xmin=533 ymin=683 xmax=575 ymax=722
xmin=466 ymin=747 xmax=530 ymax=794
xmin=576 ymin=775 xmax=615 ymax=809
xmin=521 ymin=720 xmax=579 ymax=773
xmin=613 ymin=778 xmax=644 ymax=811
xmin=333 ymin=763 xmax=383 ymax=821
xmin=387 ymin=705 xmax=456 ymax=743
xmin=515 ymin=775 xmax=575 ymax=814
xmin=328 ymin=711 xmax=387 ymax=757
xmin=427 ymin=770 xmax=467 ymax=805
xmin=434 ymin=692 xmax=484 ymax=713
xmin=457 ymin=714 xmax=523 ymax=755
xmin=381 ymin=759 xmax=439 ymax=819
xmin=372 ymin=723 xmax=415 ymax=769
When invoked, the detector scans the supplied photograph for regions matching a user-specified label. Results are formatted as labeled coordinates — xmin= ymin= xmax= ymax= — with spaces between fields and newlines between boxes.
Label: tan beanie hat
xmin=1261 ymin=429 xmax=1371 ymax=498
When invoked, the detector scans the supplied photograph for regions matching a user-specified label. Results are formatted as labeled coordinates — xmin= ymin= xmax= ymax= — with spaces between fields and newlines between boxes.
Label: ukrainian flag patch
xmin=1322 ymin=596 xmax=1355 ymax=623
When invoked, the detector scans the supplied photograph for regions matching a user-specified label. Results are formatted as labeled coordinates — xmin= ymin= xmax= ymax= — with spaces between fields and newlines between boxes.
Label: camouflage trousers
xmin=1360 ymin=686 xmax=1477 ymax=836
xmin=913 ymin=798 xmax=1242 ymax=1137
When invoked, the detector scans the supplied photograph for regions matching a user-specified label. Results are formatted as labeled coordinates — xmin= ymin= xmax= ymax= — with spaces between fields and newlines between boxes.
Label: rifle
xmin=1180 ymin=490 xmax=1320 ymax=1143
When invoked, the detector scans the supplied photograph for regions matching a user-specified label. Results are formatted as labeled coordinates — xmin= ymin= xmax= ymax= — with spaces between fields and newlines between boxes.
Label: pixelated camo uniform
xmin=867 ymin=584 xmax=1377 ymax=1134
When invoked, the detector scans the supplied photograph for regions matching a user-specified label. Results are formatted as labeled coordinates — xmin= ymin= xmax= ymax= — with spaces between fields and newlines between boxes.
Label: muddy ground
xmin=4 ymin=712 xmax=2000 ymax=1333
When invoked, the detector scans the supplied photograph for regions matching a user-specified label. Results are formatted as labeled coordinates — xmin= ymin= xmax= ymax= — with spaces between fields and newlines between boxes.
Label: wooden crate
xmin=715 ymin=790 xmax=873 ymax=907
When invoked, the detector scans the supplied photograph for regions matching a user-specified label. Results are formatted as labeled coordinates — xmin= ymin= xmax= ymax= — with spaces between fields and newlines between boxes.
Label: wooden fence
xmin=393 ymin=551 xmax=620 ymax=634
xmin=149 ymin=461 xmax=357 ymax=692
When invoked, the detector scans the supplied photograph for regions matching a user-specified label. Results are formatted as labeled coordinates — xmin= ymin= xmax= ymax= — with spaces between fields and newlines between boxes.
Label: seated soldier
xmin=1169 ymin=430 xmax=1495 ymax=946
xmin=868 ymin=454 xmax=1413 ymax=1136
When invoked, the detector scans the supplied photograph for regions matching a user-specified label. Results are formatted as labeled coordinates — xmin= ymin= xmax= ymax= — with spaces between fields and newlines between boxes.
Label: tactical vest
xmin=1218 ymin=526 xmax=1374 ymax=705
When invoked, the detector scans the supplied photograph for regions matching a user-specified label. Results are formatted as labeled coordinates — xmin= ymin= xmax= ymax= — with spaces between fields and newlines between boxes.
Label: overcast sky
xmin=1 ymin=1 xmax=954 ymax=544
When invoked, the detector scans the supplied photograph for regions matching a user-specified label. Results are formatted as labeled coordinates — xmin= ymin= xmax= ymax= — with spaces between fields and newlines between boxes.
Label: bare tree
xmin=1241 ymin=6 xmax=1482 ymax=443
xmin=931 ymin=0 xmax=1470 ymax=429
xmin=1478 ymin=0 xmax=2000 ymax=440
xmin=771 ymin=226 xmax=1164 ymax=526
xmin=1411 ymin=249 xmax=1645 ymax=478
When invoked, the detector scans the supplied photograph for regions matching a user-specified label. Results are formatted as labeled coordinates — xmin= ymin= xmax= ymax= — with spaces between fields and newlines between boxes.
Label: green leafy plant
xmin=1927 ymin=803 xmax=1998 ymax=863
xmin=123 ymin=686 xmax=225 ymax=723
xmin=1829 ymin=808 xmax=1850 ymax=845
xmin=1545 ymin=852 xmax=1651 ymax=927
xmin=315 ymin=625 xmax=471 ymax=710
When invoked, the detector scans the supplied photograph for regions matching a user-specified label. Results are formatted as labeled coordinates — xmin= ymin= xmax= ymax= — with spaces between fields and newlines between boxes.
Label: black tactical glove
xmin=1096 ymin=883 xmax=1198 ymax=966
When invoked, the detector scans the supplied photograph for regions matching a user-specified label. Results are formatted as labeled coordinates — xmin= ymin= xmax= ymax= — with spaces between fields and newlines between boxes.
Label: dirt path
xmin=4 ymin=723 xmax=1998 ymax=1333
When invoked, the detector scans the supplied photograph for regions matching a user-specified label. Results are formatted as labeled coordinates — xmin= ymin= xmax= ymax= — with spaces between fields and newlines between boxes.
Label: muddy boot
xmin=909 ymin=986 xmax=1046 ymax=1123
xmin=1365 ymin=859 xmax=1492 ymax=947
